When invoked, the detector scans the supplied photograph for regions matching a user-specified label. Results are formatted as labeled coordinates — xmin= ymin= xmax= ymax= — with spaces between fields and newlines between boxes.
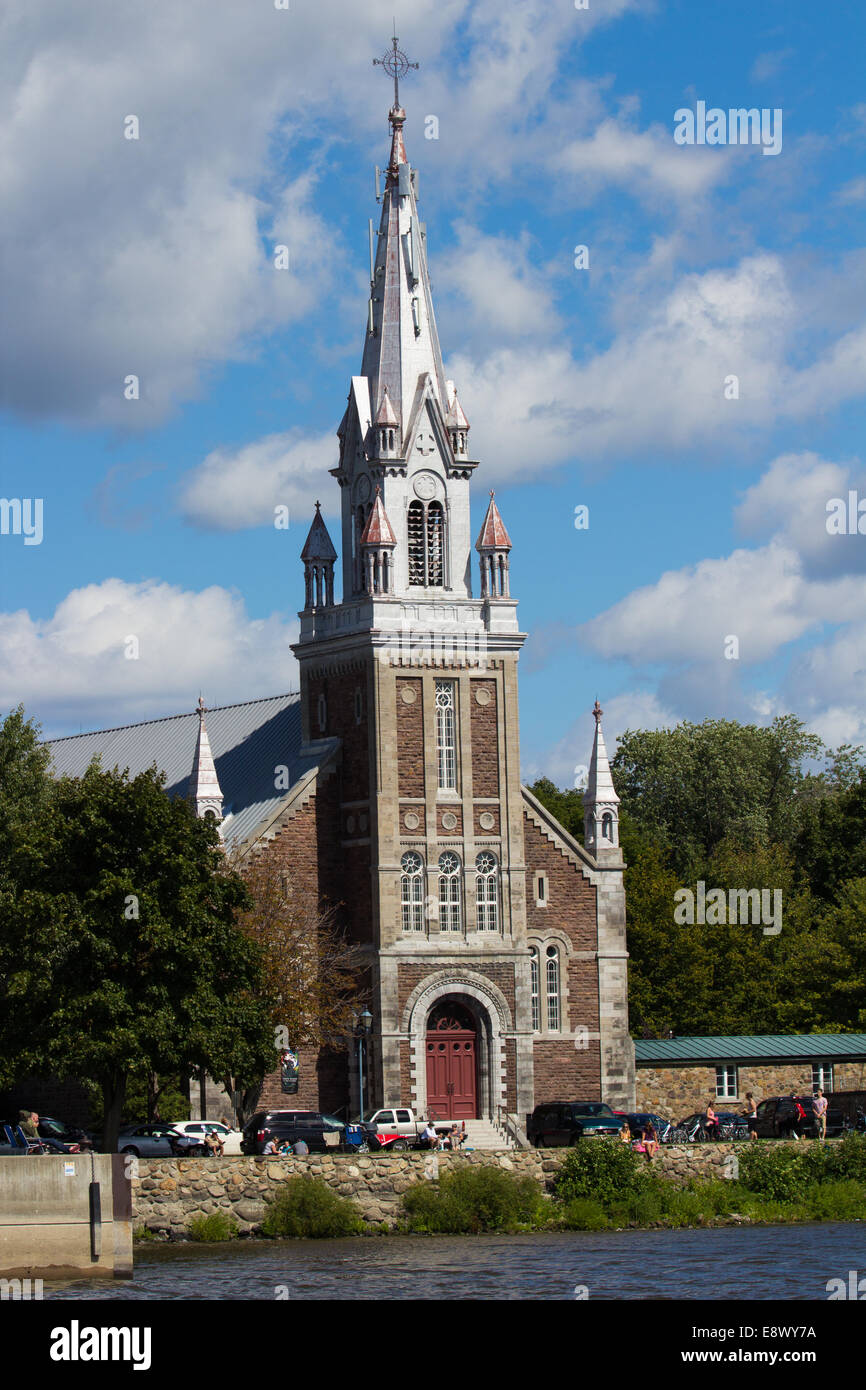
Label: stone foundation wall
xmin=132 ymin=1145 xmax=740 ymax=1237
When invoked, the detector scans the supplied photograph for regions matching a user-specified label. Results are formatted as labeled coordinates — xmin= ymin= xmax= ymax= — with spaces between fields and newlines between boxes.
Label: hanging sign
xmin=280 ymin=1048 xmax=299 ymax=1094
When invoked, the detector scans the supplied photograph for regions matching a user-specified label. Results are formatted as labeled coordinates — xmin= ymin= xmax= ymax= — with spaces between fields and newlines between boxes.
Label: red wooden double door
xmin=425 ymin=1006 xmax=477 ymax=1120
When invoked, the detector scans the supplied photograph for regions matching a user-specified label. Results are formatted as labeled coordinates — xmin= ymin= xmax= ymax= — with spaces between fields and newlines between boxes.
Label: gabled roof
xmin=475 ymin=492 xmax=512 ymax=551
xmin=634 ymin=1034 xmax=866 ymax=1064
xmin=46 ymin=693 xmax=322 ymax=851
xmin=360 ymin=487 xmax=397 ymax=546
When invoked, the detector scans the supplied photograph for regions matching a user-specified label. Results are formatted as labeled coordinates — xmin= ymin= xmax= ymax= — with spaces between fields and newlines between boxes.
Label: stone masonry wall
xmin=132 ymin=1145 xmax=740 ymax=1237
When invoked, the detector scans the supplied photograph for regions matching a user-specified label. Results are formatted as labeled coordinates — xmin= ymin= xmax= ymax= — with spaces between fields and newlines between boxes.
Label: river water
xmin=43 ymin=1223 xmax=866 ymax=1300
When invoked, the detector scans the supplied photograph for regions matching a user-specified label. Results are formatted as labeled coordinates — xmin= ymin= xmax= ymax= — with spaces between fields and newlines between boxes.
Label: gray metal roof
xmin=634 ymin=1034 xmax=866 ymax=1065
xmin=46 ymin=693 xmax=316 ymax=849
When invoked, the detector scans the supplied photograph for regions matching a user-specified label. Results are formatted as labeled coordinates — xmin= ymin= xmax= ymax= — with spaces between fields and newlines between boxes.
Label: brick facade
xmin=396 ymin=678 xmax=424 ymax=797
xmin=469 ymin=679 xmax=499 ymax=797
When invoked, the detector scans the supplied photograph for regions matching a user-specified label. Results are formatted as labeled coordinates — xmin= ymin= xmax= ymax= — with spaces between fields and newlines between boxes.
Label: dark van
xmin=751 ymin=1094 xmax=844 ymax=1139
xmin=827 ymin=1091 xmax=866 ymax=1134
xmin=241 ymin=1110 xmax=379 ymax=1155
xmin=527 ymin=1102 xmax=621 ymax=1147
xmin=241 ymin=1111 xmax=344 ymax=1154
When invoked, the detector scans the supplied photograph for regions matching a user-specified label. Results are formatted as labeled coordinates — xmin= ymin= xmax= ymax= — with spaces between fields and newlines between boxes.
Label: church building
xmin=46 ymin=84 xmax=636 ymax=1126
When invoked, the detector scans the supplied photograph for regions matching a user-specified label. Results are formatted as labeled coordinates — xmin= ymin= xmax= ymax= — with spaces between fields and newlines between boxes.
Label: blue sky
xmin=1 ymin=0 xmax=864 ymax=782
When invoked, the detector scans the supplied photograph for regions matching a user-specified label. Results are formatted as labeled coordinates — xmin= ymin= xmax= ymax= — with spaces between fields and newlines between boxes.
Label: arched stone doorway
xmin=425 ymin=1002 xmax=477 ymax=1121
xmin=402 ymin=972 xmax=512 ymax=1120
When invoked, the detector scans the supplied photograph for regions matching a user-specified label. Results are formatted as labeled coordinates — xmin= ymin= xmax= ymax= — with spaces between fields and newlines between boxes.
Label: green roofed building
xmin=634 ymin=1034 xmax=866 ymax=1117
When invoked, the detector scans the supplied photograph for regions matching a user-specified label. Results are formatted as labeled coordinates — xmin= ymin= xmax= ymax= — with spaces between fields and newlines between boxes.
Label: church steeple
xmin=583 ymin=700 xmax=620 ymax=857
xmin=359 ymin=99 xmax=450 ymax=434
xmin=188 ymin=696 xmax=224 ymax=826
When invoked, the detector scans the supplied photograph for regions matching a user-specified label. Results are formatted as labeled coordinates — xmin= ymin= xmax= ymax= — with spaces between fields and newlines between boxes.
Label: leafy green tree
xmin=0 ymin=760 xmax=274 ymax=1150
xmin=0 ymin=706 xmax=51 ymax=843
xmin=795 ymin=770 xmax=866 ymax=902
xmin=525 ymin=776 xmax=585 ymax=842
xmin=611 ymin=716 xmax=824 ymax=876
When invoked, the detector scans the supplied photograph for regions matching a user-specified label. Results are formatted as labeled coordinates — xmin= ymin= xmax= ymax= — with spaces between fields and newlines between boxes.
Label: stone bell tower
xmin=289 ymin=35 xmax=634 ymax=1121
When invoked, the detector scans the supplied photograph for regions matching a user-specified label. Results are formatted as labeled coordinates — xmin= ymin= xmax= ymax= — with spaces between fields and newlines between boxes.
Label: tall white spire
xmin=584 ymin=700 xmax=620 ymax=857
xmin=188 ymin=697 xmax=224 ymax=828
xmin=330 ymin=42 xmax=482 ymax=605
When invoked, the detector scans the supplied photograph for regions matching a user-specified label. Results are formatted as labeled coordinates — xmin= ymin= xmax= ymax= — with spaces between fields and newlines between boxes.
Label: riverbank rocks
xmin=131 ymin=1145 xmax=742 ymax=1239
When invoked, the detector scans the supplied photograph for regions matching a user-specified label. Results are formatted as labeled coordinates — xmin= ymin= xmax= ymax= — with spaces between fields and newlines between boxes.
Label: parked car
xmin=827 ymin=1091 xmax=866 ymax=1136
xmin=623 ymin=1112 xmax=675 ymax=1143
xmin=678 ymin=1110 xmax=750 ymax=1141
xmin=750 ymin=1095 xmax=840 ymax=1140
xmin=116 ymin=1123 xmax=200 ymax=1157
xmin=38 ymin=1116 xmax=94 ymax=1150
xmin=0 ymin=1120 xmax=79 ymax=1154
xmin=527 ymin=1102 xmax=621 ymax=1147
xmin=241 ymin=1110 xmax=378 ymax=1155
xmin=167 ymin=1121 xmax=243 ymax=1155
xmin=366 ymin=1107 xmax=453 ymax=1147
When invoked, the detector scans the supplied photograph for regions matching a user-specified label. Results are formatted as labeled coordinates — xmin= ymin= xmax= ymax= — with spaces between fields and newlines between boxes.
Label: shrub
xmin=737 ymin=1143 xmax=828 ymax=1201
xmin=403 ymin=1165 xmax=546 ymax=1233
xmin=188 ymin=1211 xmax=239 ymax=1242
xmin=554 ymin=1140 xmax=651 ymax=1206
xmin=805 ymin=1179 xmax=866 ymax=1222
xmin=559 ymin=1197 xmax=610 ymax=1230
xmin=826 ymin=1134 xmax=866 ymax=1183
xmin=262 ymin=1177 xmax=364 ymax=1238
xmin=133 ymin=1225 xmax=160 ymax=1242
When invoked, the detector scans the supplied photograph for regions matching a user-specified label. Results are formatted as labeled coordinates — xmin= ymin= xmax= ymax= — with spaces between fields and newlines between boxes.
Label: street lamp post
xmin=355 ymin=1009 xmax=373 ymax=1121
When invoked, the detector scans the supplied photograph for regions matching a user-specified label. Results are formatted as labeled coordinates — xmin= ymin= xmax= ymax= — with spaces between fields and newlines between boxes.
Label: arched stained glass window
xmin=529 ymin=946 xmax=540 ymax=1031
xmin=401 ymin=851 xmax=425 ymax=933
xmin=546 ymin=945 xmax=560 ymax=1030
xmin=475 ymin=852 xmax=499 ymax=932
xmin=435 ymin=681 xmax=457 ymax=790
xmin=438 ymin=852 xmax=462 ymax=933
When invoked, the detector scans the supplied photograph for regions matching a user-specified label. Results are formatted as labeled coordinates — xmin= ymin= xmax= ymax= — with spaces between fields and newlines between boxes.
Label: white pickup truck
xmin=367 ymin=1107 xmax=459 ymax=1148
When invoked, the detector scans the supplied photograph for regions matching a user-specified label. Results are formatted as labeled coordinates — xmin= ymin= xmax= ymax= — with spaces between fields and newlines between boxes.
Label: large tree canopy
xmin=0 ymin=745 xmax=274 ymax=1149
xmin=531 ymin=716 xmax=866 ymax=1037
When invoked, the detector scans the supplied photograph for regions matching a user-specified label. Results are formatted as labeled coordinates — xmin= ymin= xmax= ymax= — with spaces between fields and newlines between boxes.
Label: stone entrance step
xmin=460 ymin=1118 xmax=515 ymax=1150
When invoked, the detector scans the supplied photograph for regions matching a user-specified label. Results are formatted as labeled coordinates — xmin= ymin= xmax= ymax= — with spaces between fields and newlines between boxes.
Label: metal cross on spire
xmin=373 ymin=29 xmax=419 ymax=110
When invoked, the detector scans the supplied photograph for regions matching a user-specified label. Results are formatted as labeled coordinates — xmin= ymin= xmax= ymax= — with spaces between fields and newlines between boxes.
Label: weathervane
xmin=373 ymin=29 xmax=419 ymax=110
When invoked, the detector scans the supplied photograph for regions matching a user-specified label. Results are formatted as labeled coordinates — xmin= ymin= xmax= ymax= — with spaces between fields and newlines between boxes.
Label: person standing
xmin=745 ymin=1092 xmax=759 ymax=1140
xmin=705 ymin=1102 xmax=720 ymax=1141
xmin=812 ymin=1089 xmax=828 ymax=1142
xmin=790 ymin=1093 xmax=807 ymax=1140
